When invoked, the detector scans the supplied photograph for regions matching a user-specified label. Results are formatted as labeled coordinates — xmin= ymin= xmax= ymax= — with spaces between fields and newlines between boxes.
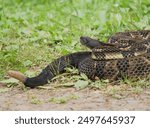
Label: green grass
xmin=1 ymin=0 xmax=150 ymax=88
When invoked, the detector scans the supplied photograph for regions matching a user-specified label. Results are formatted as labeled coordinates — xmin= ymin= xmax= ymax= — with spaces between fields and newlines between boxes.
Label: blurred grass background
xmin=0 ymin=0 xmax=150 ymax=80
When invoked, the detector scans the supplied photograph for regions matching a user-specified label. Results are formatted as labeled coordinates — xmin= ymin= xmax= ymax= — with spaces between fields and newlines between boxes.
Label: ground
xmin=0 ymin=83 xmax=150 ymax=111
xmin=1 ymin=0 xmax=150 ymax=111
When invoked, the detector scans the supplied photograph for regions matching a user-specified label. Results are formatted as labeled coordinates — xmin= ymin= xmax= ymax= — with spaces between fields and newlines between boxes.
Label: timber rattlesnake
xmin=8 ymin=30 xmax=150 ymax=88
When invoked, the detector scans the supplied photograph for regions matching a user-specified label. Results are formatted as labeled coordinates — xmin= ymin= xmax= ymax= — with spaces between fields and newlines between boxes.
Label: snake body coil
xmin=8 ymin=30 xmax=150 ymax=88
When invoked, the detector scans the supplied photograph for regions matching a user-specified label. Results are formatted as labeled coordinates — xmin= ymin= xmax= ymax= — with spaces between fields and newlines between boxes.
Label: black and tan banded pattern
xmin=108 ymin=30 xmax=150 ymax=43
xmin=92 ymin=39 xmax=150 ymax=60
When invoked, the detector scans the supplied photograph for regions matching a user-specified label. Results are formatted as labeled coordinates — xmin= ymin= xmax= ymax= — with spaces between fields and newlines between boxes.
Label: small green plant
xmin=49 ymin=97 xmax=67 ymax=104
xmin=49 ymin=94 xmax=78 ymax=104
xmin=27 ymin=94 xmax=42 ymax=105
xmin=30 ymin=98 xmax=42 ymax=104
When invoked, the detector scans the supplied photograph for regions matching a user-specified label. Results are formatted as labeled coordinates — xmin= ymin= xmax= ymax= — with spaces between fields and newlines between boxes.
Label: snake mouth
xmin=7 ymin=70 xmax=27 ymax=83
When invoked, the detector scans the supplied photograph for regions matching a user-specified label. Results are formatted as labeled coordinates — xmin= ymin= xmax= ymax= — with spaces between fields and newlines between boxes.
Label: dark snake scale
xmin=8 ymin=30 xmax=150 ymax=88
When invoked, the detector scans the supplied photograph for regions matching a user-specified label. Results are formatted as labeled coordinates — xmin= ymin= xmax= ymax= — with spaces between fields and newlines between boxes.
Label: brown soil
xmin=0 ymin=84 xmax=150 ymax=111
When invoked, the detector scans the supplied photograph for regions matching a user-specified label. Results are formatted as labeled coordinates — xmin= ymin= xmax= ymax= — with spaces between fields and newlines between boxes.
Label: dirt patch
xmin=0 ymin=84 xmax=150 ymax=111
